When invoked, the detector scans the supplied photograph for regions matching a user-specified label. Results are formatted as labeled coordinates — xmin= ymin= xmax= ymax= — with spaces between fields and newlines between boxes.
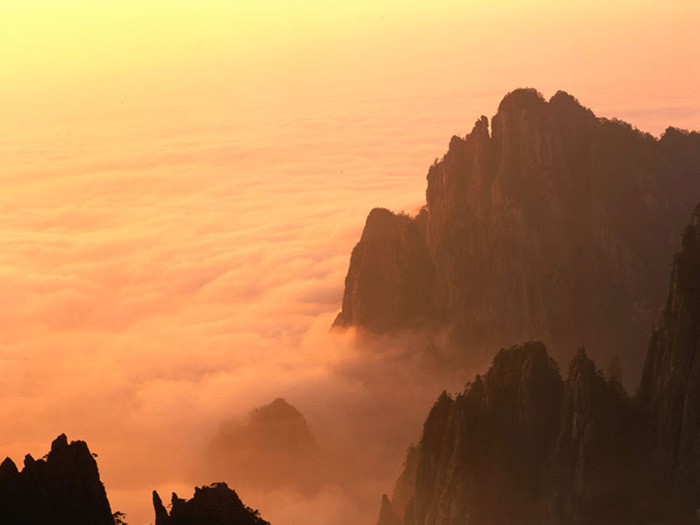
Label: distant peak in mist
xmin=252 ymin=397 xmax=304 ymax=421
xmin=204 ymin=397 xmax=323 ymax=494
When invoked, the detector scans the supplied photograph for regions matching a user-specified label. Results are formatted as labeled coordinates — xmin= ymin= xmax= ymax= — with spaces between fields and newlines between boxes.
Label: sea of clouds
xmin=0 ymin=3 xmax=697 ymax=522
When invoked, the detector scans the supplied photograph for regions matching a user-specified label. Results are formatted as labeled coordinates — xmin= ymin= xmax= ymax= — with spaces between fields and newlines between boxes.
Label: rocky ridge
xmin=0 ymin=434 xmax=113 ymax=525
xmin=378 ymin=344 xmax=689 ymax=525
xmin=378 ymin=206 xmax=700 ymax=524
xmin=639 ymin=204 xmax=700 ymax=506
xmin=336 ymin=88 xmax=700 ymax=380
xmin=153 ymin=482 xmax=269 ymax=525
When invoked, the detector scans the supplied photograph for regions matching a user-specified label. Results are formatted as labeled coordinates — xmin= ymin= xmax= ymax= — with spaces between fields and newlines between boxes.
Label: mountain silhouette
xmin=153 ymin=482 xmax=269 ymax=525
xmin=0 ymin=434 xmax=113 ymax=525
xmin=336 ymin=88 xmax=700 ymax=382
xmin=378 ymin=206 xmax=700 ymax=524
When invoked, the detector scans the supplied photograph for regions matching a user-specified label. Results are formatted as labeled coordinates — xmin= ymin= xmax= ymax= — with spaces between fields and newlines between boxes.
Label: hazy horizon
xmin=1 ymin=1 xmax=699 ymax=523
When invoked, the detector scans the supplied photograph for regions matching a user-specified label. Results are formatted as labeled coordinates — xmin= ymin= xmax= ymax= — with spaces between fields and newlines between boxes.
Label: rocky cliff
xmin=379 ymin=343 xmax=561 ymax=525
xmin=409 ymin=342 xmax=563 ymax=524
xmin=0 ymin=434 xmax=113 ymax=525
xmin=379 ymin=343 xmax=693 ymax=525
xmin=378 ymin=207 xmax=700 ymax=524
xmin=639 ymin=204 xmax=700 ymax=506
xmin=153 ymin=482 xmax=269 ymax=525
xmin=546 ymin=350 xmax=660 ymax=524
xmin=334 ymin=208 xmax=434 ymax=332
xmin=337 ymin=88 xmax=700 ymax=380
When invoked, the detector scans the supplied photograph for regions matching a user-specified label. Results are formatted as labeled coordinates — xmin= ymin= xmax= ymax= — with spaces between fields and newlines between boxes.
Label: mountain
xmin=379 ymin=344 xmax=691 ymax=525
xmin=153 ymin=482 xmax=269 ymax=525
xmin=336 ymin=88 xmax=700 ymax=380
xmin=639 ymin=204 xmax=700 ymax=506
xmin=0 ymin=434 xmax=269 ymax=525
xmin=206 ymin=398 xmax=322 ymax=493
xmin=0 ymin=434 xmax=113 ymax=525
xmin=401 ymin=342 xmax=563 ymax=524
xmin=378 ymin=207 xmax=700 ymax=524
xmin=336 ymin=208 xmax=434 ymax=333
xmin=546 ymin=349 xmax=664 ymax=523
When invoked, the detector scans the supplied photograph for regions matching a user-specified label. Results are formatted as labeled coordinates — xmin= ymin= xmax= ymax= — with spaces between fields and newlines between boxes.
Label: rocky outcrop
xmin=334 ymin=208 xmax=434 ymax=332
xmin=639 ymin=204 xmax=700 ymax=506
xmin=380 ymin=341 xmax=698 ymax=524
xmin=546 ymin=350 xmax=659 ymax=524
xmin=376 ymin=207 xmax=700 ymax=524
xmin=0 ymin=434 xmax=113 ymax=525
xmin=384 ymin=342 xmax=564 ymax=525
xmin=207 ymin=398 xmax=322 ymax=493
xmin=337 ymin=88 xmax=700 ymax=380
xmin=153 ymin=482 xmax=269 ymax=525
xmin=377 ymin=494 xmax=401 ymax=525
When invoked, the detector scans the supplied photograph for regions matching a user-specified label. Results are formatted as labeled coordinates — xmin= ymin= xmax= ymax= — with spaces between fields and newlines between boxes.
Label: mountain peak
xmin=549 ymin=90 xmax=581 ymax=107
xmin=335 ymin=87 xmax=700 ymax=381
xmin=50 ymin=433 xmax=69 ymax=453
xmin=0 ymin=435 xmax=113 ymax=524
xmin=360 ymin=208 xmax=412 ymax=243
xmin=0 ymin=457 xmax=18 ymax=478
xmin=254 ymin=397 xmax=300 ymax=417
xmin=154 ymin=483 xmax=269 ymax=525
xmin=639 ymin=204 xmax=700 ymax=498
xmin=206 ymin=397 xmax=322 ymax=494
xmin=496 ymin=87 xmax=546 ymax=113
xmin=567 ymin=348 xmax=595 ymax=377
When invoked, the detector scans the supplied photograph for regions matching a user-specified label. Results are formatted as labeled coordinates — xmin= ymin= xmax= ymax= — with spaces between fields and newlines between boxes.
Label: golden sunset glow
xmin=1 ymin=1 xmax=699 ymax=524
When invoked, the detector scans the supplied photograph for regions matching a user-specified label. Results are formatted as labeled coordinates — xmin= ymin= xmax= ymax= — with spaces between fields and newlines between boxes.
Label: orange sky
xmin=0 ymin=1 xmax=699 ymax=524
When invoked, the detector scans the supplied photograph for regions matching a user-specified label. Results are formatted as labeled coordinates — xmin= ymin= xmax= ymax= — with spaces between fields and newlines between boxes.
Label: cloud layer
xmin=1 ymin=2 xmax=698 ymax=523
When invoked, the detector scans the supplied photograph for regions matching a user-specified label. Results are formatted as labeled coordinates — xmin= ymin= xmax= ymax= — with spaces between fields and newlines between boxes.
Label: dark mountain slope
xmin=337 ymin=88 xmax=700 ymax=380
xmin=0 ymin=434 xmax=113 ymax=525
xmin=380 ymin=344 xmax=692 ymax=525
xmin=639 ymin=204 xmax=700 ymax=505
xmin=335 ymin=207 xmax=433 ymax=332
xmin=379 ymin=207 xmax=700 ymax=525
xmin=153 ymin=482 xmax=269 ymax=525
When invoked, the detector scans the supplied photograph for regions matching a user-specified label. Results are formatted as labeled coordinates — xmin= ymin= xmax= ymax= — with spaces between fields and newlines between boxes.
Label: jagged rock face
xmin=334 ymin=207 xmax=434 ymax=332
xmin=382 ymin=342 xmax=697 ymax=525
xmin=207 ymin=398 xmax=322 ymax=493
xmin=0 ymin=434 xmax=113 ymax=525
xmin=337 ymin=88 xmax=700 ymax=380
xmin=388 ymin=444 xmax=419 ymax=521
xmin=547 ymin=350 xmax=659 ymax=524
xmin=153 ymin=482 xmax=269 ymax=525
xmin=639 ymin=205 xmax=700 ymax=504
xmin=388 ymin=342 xmax=564 ymax=525
xmin=377 ymin=494 xmax=401 ymax=525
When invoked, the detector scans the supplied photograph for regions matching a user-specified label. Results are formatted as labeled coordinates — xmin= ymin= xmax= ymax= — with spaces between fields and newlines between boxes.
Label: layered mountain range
xmin=335 ymin=88 xmax=700 ymax=380
xmin=377 ymin=206 xmax=700 ymax=524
